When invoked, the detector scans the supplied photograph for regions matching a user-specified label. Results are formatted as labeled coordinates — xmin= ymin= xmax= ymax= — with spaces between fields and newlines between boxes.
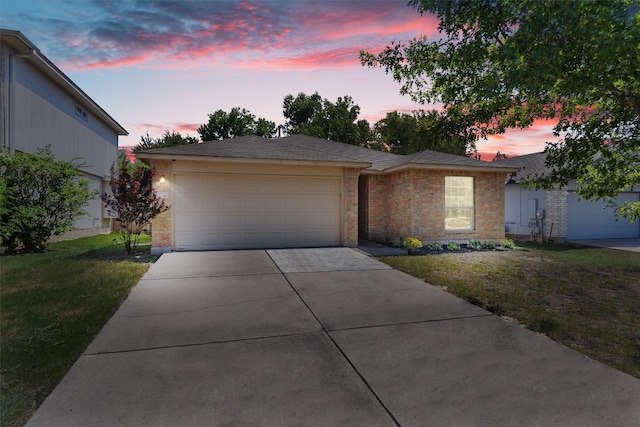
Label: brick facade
xmin=364 ymin=169 xmax=506 ymax=243
xmin=150 ymin=159 xmax=173 ymax=252
xmin=342 ymin=167 xmax=360 ymax=247
xmin=545 ymin=189 xmax=568 ymax=243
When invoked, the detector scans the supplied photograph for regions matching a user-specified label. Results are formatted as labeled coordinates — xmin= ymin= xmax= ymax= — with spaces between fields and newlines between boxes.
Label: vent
xmin=75 ymin=104 xmax=88 ymax=121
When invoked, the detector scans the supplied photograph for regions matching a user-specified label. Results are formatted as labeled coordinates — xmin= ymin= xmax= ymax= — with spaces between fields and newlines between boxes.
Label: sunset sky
xmin=1 ymin=0 xmax=557 ymax=159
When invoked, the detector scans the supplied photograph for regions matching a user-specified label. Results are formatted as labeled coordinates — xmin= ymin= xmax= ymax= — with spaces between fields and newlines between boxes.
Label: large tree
xmin=0 ymin=146 xmax=94 ymax=253
xmin=197 ymin=107 xmax=277 ymax=141
xmin=361 ymin=0 xmax=640 ymax=220
xmin=282 ymin=92 xmax=372 ymax=146
xmin=133 ymin=130 xmax=199 ymax=152
xmin=373 ymin=109 xmax=476 ymax=156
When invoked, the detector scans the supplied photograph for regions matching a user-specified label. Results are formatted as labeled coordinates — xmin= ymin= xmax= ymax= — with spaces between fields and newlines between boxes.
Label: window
xmin=445 ymin=176 xmax=474 ymax=231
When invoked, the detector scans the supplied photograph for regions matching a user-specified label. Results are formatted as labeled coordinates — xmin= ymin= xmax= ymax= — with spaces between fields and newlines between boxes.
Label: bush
xmin=403 ymin=237 xmax=423 ymax=250
xmin=0 ymin=146 xmax=93 ymax=253
xmin=428 ymin=241 xmax=444 ymax=251
xmin=482 ymin=241 xmax=497 ymax=250
xmin=447 ymin=242 xmax=461 ymax=251
xmin=501 ymin=238 xmax=516 ymax=249
xmin=468 ymin=239 xmax=482 ymax=250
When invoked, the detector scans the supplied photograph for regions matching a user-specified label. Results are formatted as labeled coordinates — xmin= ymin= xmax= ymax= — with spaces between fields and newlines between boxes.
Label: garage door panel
xmin=567 ymin=192 xmax=640 ymax=239
xmin=174 ymin=174 xmax=341 ymax=250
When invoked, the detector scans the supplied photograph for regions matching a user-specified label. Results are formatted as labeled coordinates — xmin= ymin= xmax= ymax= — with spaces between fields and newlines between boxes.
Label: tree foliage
xmin=361 ymin=0 xmax=640 ymax=220
xmin=373 ymin=109 xmax=476 ymax=155
xmin=101 ymin=153 xmax=170 ymax=254
xmin=282 ymin=92 xmax=372 ymax=146
xmin=0 ymin=146 xmax=93 ymax=253
xmin=133 ymin=130 xmax=199 ymax=152
xmin=197 ymin=107 xmax=277 ymax=141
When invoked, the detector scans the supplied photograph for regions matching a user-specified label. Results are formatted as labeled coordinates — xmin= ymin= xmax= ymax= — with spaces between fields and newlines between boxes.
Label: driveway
xmin=27 ymin=248 xmax=640 ymax=426
xmin=568 ymin=238 xmax=640 ymax=253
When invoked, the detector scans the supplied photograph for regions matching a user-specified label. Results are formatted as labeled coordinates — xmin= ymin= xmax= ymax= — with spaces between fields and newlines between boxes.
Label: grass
xmin=380 ymin=242 xmax=640 ymax=379
xmin=1 ymin=233 xmax=156 ymax=427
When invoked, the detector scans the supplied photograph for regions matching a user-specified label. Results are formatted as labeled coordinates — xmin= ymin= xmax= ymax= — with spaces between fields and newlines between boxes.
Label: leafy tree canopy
xmin=133 ymin=130 xmax=199 ymax=152
xmin=283 ymin=92 xmax=372 ymax=146
xmin=361 ymin=0 xmax=640 ymax=220
xmin=198 ymin=107 xmax=277 ymax=141
xmin=373 ymin=109 xmax=477 ymax=156
xmin=0 ymin=146 xmax=93 ymax=253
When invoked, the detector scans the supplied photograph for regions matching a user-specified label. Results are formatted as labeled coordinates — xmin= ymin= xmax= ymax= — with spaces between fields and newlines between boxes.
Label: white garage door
xmin=174 ymin=174 xmax=341 ymax=250
xmin=567 ymin=192 xmax=640 ymax=239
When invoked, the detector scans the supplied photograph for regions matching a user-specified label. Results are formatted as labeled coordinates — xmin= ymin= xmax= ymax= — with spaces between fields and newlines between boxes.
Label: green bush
xmin=428 ymin=241 xmax=444 ymax=251
xmin=468 ymin=239 xmax=482 ymax=250
xmin=501 ymin=238 xmax=516 ymax=249
xmin=447 ymin=242 xmax=461 ymax=251
xmin=482 ymin=241 xmax=497 ymax=250
xmin=0 ymin=146 xmax=94 ymax=253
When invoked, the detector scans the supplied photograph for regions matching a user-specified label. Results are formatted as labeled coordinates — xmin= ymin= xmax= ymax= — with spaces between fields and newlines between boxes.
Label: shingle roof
xmin=493 ymin=152 xmax=549 ymax=183
xmin=138 ymin=134 xmax=518 ymax=173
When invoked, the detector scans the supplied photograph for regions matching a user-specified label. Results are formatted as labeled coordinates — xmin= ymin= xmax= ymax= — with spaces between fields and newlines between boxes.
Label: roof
xmin=138 ymin=134 xmax=519 ymax=173
xmin=0 ymin=29 xmax=128 ymax=136
xmin=493 ymin=152 xmax=549 ymax=183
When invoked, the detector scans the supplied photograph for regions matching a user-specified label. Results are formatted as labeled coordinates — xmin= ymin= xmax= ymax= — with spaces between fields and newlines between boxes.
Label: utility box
xmin=536 ymin=209 xmax=545 ymax=220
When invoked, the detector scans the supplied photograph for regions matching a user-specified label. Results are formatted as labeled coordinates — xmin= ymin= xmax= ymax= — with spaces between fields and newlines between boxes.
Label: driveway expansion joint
xmin=325 ymin=313 xmax=496 ymax=333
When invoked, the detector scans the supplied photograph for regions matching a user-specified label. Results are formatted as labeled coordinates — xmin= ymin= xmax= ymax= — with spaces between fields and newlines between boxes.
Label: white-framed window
xmin=445 ymin=176 xmax=474 ymax=231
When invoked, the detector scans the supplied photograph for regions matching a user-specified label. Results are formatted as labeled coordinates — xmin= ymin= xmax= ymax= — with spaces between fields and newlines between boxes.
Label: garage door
xmin=174 ymin=174 xmax=341 ymax=250
xmin=567 ymin=192 xmax=640 ymax=239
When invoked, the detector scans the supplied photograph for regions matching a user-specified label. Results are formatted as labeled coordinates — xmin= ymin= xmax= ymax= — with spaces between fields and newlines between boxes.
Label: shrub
xmin=428 ymin=241 xmax=444 ymax=251
xmin=468 ymin=239 xmax=482 ymax=250
xmin=482 ymin=241 xmax=497 ymax=250
xmin=501 ymin=238 xmax=516 ymax=249
xmin=403 ymin=237 xmax=423 ymax=250
xmin=447 ymin=242 xmax=461 ymax=251
xmin=0 ymin=146 xmax=94 ymax=253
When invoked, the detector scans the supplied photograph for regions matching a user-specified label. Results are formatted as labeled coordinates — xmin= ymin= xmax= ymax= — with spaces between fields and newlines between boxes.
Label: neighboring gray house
xmin=495 ymin=152 xmax=640 ymax=242
xmin=0 ymin=29 xmax=128 ymax=239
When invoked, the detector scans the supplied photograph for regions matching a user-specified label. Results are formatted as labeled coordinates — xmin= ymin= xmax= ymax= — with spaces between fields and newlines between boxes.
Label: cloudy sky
xmin=1 ymin=0 xmax=556 ymax=158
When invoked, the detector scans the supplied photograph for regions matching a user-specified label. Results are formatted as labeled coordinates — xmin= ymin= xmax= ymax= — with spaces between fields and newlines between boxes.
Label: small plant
xmin=447 ymin=242 xmax=461 ymax=251
xmin=403 ymin=237 xmax=423 ymax=250
xmin=482 ymin=241 xmax=497 ymax=250
xmin=501 ymin=238 xmax=516 ymax=249
xmin=468 ymin=239 xmax=482 ymax=250
xmin=428 ymin=241 xmax=444 ymax=251
xmin=391 ymin=237 xmax=403 ymax=248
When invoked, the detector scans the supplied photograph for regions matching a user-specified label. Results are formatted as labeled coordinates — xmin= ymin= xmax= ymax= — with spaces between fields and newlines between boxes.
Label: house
xmin=136 ymin=134 xmax=518 ymax=253
xmin=495 ymin=152 xmax=640 ymax=242
xmin=0 ymin=29 xmax=128 ymax=239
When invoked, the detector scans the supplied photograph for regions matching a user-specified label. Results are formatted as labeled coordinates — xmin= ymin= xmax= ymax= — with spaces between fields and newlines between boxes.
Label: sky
xmin=1 ymin=0 xmax=556 ymax=159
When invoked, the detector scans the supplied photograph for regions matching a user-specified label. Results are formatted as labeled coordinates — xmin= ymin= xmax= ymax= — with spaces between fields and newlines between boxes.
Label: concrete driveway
xmin=569 ymin=238 xmax=640 ymax=253
xmin=27 ymin=248 xmax=640 ymax=427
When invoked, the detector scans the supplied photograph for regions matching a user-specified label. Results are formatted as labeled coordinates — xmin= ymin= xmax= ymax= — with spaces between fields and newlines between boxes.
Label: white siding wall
xmin=1 ymin=44 xmax=119 ymax=238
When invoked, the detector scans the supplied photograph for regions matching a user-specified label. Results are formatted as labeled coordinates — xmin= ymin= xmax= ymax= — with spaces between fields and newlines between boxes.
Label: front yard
xmin=380 ymin=242 xmax=640 ymax=379
xmin=1 ymin=234 xmax=155 ymax=427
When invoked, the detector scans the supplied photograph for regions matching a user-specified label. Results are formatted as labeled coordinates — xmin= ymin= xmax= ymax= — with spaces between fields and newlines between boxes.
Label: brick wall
xmin=545 ymin=189 xmax=568 ymax=243
xmin=342 ymin=168 xmax=360 ymax=247
xmin=365 ymin=168 xmax=506 ymax=243
xmin=150 ymin=160 xmax=173 ymax=251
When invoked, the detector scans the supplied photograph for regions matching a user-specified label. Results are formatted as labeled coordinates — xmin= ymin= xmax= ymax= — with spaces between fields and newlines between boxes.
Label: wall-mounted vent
xmin=75 ymin=104 xmax=88 ymax=121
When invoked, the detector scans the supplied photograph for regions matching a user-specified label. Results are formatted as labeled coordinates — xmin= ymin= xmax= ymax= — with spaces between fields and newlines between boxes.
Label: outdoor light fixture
xmin=160 ymin=175 xmax=166 ymax=183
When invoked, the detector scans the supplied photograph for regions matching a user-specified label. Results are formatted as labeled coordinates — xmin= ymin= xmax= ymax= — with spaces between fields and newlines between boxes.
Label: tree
xmin=101 ymin=153 xmax=170 ymax=254
xmin=197 ymin=107 xmax=277 ymax=141
xmin=361 ymin=0 xmax=640 ymax=220
xmin=493 ymin=151 xmax=508 ymax=162
xmin=0 ymin=146 xmax=93 ymax=253
xmin=282 ymin=92 xmax=372 ymax=145
xmin=133 ymin=130 xmax=199 ymax=152
xmin=373 ymin=109 xmax=476 ymax=155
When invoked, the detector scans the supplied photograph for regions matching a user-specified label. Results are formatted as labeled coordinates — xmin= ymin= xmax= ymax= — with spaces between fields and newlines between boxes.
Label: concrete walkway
xmin=569 ymin=238 xmax=640 ymax=253
xmin=27 ymin=248 xmax=640 ymax=426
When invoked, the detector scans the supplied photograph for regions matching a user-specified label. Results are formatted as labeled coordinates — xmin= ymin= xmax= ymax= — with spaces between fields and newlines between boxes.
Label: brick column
xmin=546 ymin=189 xmax=568 ymax=243
xmin=151 ymin=160 xmax=173 ymax=253
xmin=342 ymin=168 xmax=359 ymax=247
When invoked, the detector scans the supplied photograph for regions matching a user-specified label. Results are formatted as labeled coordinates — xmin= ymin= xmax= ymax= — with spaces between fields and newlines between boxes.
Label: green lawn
xmin=380 ymin=242 xmax=640 ymax=379
xmin=1 ymin=234 xmax=156 ymax=427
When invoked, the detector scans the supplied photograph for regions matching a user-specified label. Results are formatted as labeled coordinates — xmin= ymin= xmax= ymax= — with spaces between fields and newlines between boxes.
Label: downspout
xmin=7 ymin=48 xmax=36 ymax=153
